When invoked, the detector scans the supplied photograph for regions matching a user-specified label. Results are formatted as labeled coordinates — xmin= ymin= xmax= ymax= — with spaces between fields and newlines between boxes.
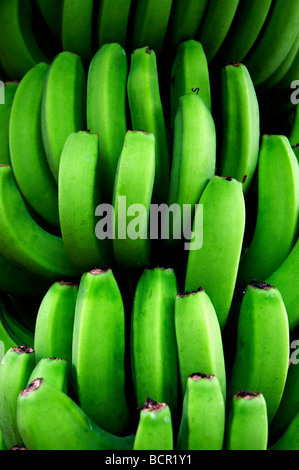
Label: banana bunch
xmin=0 ymin=266 xmax=296 ymax=451
xmin=1 ymin=0 xmax=299 ymax=453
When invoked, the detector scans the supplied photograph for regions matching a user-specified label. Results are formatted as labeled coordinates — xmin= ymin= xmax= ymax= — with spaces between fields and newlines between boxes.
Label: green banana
xmin=197 ymin=0 xmax=240 ymax=63
xmin=0 ymin=165 xmax=80 ymax=281
xmin=97 ymin=0 xmax=133 ymax=48
xmin=17 ymin=378 xmax=135 ymax=451
xmin=34 ymin=280 xmax=78 ymax=391
xmin=58 ymin=131 xmax=111 ymax=272
xmin=41 ymin=51 xmax=86 ymax=183
xmin=224 ymin=390 xmax=268 ymax=450
xmin=62 ymin=0 xmax=94 ymax=64
xmin=27 ymin=357 xmax=68 ymax=394
xmin=163 ymin=0 xmax=208 ymax=60
xmin=218 ymin=0 xmax=273 ymax=63
xmin=185 ymin=176 xmax=246 ymax=330
xmin=127 ymin=46 xmax=169 ymax=203
xmin=227 ymin=281 xmax=290 ymax=424
xmin=176 ymin=374 xmax=225 ymax=451
xmin=0 ymin=81 xmax=18 ymax=165
xmin=112 ymin=130 xmax=155 ymax=269
xmin=269 ymin=412 xmax=299 ymax=450
xmin=133 ymin=398 xmax=173 ymax=451
xmin=0 ymin=0 xmax=49 ymax=80
xmin=170 ymin=39 xmax=212 ymax=135
xmin=34 ymin=0 xmax=63 ymax=44
xmin=72 ymin=269 xmax=131 ymax=436
xmin=9 ymin=62 xmax=59 ymax=228
xmin=238 ymin=135 xmax=299 ymax=285
xmin=166 ymin=93 xmax=216 ymax=245
xmin=86 ymin=43 xmax=128 ymax=204
xmin=131 ymin=0 xmax=174 ymax=55
xmin=219 ymin=63 xmax=260 ymax=195
xmin=131 ymin=267 xmax=179 ymax=419
xmin=290 ymin=104 xmax=299 ymax=146
xmin=174 ymin=288 xmax=226 ymax=400
xmin=0 ymin=346 xmax=35 ymax=449
xmin=244 ymin=0 xmax=299 ymax=86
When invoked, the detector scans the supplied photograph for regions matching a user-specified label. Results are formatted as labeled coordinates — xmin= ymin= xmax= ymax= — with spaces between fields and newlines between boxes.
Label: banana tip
xmin=89 ymin=268 xmax=111 ymax=275
xmin=189 ymin=373 xmax=215 ymax=381
xmin=12 ymin=345 xmax=34 ymax=354
xmin=177 ymin=287 xmax=204 ymax=298
xmin=139 ymin=398 xmax=167 ymax=413
xmin=249 ymin=280 xmax=274 ymax=290
xmin=21 ymin=378 xmax=43 ymax=396
xmin=235 ymin=390 xmax=261 ymax=400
